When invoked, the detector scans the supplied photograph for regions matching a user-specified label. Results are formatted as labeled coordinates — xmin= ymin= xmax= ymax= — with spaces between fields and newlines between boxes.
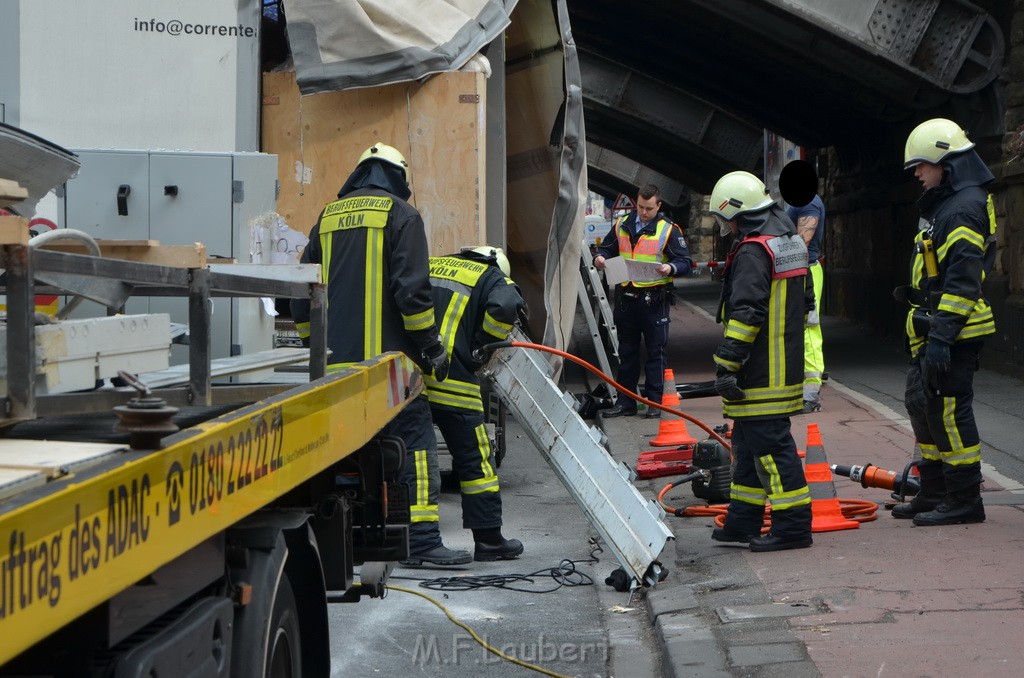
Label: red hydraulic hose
xmin=500 ymin=340 xmax=731 ymax=449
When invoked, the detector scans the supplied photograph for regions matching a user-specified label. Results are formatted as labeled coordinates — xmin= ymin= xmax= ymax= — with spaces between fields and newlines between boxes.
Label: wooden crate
xmin=262 ymin=70 xmax=487 ymax=257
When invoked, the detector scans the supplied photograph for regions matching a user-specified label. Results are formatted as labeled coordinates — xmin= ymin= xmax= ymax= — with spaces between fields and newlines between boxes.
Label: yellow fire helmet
xmin=708 ymin=171 xmax=775 ymax=221
xmin=357 ymin=142 xmax=409 ymax=179
xmin=904 ymin=118 xmax=974 ymax=169
xmin=464 ymin=245 xmax=511 ymax=277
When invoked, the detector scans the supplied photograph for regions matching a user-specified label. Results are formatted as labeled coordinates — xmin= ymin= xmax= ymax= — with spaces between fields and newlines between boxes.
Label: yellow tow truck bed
xmin=0 ymin=352 xmax=419 ymax=665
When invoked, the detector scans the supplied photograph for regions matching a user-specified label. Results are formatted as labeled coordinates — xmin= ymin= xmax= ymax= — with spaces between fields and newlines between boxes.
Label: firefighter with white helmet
xmin=708 ymin=170 xmax=814 ymax=552
xmin=425 ymin=245 xmax=526 ymax=561
xmin=893 ymin=119 xmax=996 ymax=526
xmin=291 ymin=141 xmax=471 ymax=566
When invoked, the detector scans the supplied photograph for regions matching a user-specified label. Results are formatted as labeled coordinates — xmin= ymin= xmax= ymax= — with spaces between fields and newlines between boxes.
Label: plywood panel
xmin=262 ymin=70 xmax=485 ymax=256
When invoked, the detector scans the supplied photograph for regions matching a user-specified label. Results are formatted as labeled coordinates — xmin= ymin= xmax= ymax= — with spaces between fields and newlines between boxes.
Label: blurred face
xmin=913 ymin=162 xmax=944 ymax=190
xmin=636 ymin=195 xmax=661 ymax=222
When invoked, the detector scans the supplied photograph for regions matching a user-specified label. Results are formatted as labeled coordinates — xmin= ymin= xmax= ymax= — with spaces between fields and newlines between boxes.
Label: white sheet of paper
xmin=602 ymin=256 xmax=629 ymax=286
xmin=624 ymin=258 xmax=666 ymax=283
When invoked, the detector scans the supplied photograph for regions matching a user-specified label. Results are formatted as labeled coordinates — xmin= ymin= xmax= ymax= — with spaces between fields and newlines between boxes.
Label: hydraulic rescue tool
xmin=831 ymin=461 xmax=921 ymax=501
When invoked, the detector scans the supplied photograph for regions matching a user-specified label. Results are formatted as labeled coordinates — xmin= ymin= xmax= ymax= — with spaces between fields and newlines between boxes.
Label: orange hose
xmin=658 ymin=482 xmax=879 ymax=530
xmin=508 ymin=340 xmax=731 ymax=449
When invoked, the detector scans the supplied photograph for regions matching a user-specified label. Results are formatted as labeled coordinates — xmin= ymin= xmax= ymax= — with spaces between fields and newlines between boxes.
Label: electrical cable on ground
xmin=385 ymin=584 xmax=572 ymax=678
xmin=393 ymin=557 xmax=597 ymax=593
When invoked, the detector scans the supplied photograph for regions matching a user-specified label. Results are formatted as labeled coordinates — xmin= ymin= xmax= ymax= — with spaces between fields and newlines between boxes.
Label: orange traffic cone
xmin=650 ymin=369 xmax=698 ymax=447
xmin=804 ymin=423 xmax=859 ymax=533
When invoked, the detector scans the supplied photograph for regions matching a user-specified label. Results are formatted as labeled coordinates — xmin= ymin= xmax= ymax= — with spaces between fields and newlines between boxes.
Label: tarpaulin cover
xmin=286 ymin=0 xmax=517 ymax=93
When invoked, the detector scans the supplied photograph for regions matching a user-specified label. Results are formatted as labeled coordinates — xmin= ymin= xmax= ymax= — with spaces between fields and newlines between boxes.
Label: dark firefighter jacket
xmin=290 ymin=187 xmax=439 ymax=371
xmin=425 ymin=253 xmax=523 ymax=411
xmin=905 ymin=149 xmax=996 ymax=357
xmin=714 ymin=206 xmax=812 ymax=419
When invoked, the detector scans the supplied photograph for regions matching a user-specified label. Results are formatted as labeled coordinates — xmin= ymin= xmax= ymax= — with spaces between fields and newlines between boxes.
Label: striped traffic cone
xmin=804 ymin=423 xmax=859 ymax=533
xmin=650 ymin=369 xmax=698 ymax=447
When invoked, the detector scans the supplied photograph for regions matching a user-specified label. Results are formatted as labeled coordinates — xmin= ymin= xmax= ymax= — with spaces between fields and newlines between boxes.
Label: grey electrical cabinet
xmin=58 ymin=149 xmax=280 ymax=363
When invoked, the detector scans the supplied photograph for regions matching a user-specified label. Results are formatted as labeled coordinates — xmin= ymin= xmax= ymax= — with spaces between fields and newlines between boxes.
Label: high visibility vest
xmin=616 ymin=217 xmax=672 ymax=287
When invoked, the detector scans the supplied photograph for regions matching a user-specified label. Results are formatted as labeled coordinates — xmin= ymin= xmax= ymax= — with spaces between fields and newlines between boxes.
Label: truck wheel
xmin=267 ymin=575 xmax=302 ymax=678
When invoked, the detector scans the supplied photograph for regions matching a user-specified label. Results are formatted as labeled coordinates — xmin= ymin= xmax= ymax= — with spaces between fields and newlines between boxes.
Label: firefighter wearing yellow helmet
xmin=893 ymin=119 xmax=996 ymax=526
xmin=425 ymin=245 xmax=526 ymax=561
xmin=291 ymin=141 xmax=471 ymax=566
xmin=708 ymin=170 xmax=814 ymax=552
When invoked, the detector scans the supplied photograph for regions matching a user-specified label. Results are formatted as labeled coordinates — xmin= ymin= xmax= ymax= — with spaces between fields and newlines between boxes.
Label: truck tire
xmin=267 ymin=575 xmax=302 ymax=678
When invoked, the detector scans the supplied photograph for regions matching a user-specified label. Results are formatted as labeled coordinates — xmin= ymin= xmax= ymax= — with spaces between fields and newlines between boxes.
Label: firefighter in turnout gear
xmin=893 ymin=119 xmax=996 ymax=526
xmin=708 ymin=171 xmax=814 ymax=552
xmin=593 ymin=184 xmax=692 ymax=418
xmin=427 ymin=246 xmax=525 ymax=561
xmin=291 ymin=141 xmax=471 ymax=566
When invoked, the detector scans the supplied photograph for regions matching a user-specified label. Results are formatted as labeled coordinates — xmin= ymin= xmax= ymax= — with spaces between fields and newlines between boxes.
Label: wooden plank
xmin=0 ymin=468 xmax=47 ymax=502
xmin=262 ymin=70 xmax=486 ymax=256
xmin=0 ymin=440 xmax=124 ymax=478
xmin=0 ymin=178 xmax=29 ymax=208
xmin=38 ymin=240 xmax=207 ymax=267
xmin=0 ymin=215 xmax=29 ymax=245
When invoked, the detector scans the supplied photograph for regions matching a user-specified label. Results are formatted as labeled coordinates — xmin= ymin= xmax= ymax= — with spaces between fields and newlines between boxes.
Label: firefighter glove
xmin=924 ymin=337 xmax=950 ymax=394
xmin=714 ymin=371 xmax=746 ymax=401
xmin=423 ymin=342 xmax=450 ymax=382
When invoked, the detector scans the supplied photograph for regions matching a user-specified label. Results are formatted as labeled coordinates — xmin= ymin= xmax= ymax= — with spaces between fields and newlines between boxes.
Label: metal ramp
xmin=483 ymin=327 xmax=672 ymax=588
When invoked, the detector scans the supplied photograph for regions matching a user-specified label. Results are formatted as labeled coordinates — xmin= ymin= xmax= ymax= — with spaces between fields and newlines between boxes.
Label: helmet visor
xmin=714 ymin=214 xmax=733 ymax=237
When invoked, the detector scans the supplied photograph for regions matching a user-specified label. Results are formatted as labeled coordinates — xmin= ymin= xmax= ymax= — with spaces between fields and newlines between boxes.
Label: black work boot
xmin=711 ymin=526 xmax=759 ymax=544
xmin=913 ymin=490 xmax=985 ymax=526
xmin=894 ymin=460 xmax=945 ymax=519
xmin=748 ymin=532 xmax=813 ymax=552
xmin=401 ymin=543 xmax=473 ymax=567
xmin=891 ymin=493 xmax=943 ymax=519
xmin=473 ymin=528 xmax=524 ymax=561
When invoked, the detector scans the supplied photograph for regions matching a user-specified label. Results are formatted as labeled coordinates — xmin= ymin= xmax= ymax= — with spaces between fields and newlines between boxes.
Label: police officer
xmin=427 ymin=246 xmax=525 ymax=561
xmin=593 ymin=184 xmax=692 ymax=418
xmin=893 ymin=119 xmax=996 ymax=526
xmin=708 ymin=171 xmax=814 ymax=552
xmin=291 ymin=142 xmax=471 ymax=566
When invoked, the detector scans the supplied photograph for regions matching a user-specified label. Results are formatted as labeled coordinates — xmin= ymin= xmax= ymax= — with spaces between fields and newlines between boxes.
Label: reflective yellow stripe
xmin=403 ymin=308 xmax=435 ymax=333
xmin=482 ymin=311 xmax=513 ymax=340
xmin=937 ymin=293 xmax=975 ymax=316
xmin=942 ymin=396 xmax=963 ymax=450
xmin=462 ymin=426 xmax=499 ymax=495
xmin=409 ymin=448 xmax=438 ymax=523
xmin=941 ymin=444 xmax=982 ymax=465
xmin=730 ymin=483 xmax=767 ymax=506
xmin=937 ymin=226 xmax=985 ymax=262
xmin=724 ymin=319 xmax=758 ymax=343
xmin=364 ymin=229 xmax=384 ymax=357
xmin=439 ymin=294 xmax=469 ymax=353
xmin=919 ymin=442 xmax=941 ymax=461
xmin=769 ymin=485 xmax=812 ymax=510
xmin=294 ymin=321 xmax=310 ymax=338
xmin=758 ymin=454 xmax=781 ymax=495
xmin=424 ymin=377 xmax=483 ymax=410
xmin=769 ymin=279 xmax=786 ymax=387
xmin=320 ymin=231 xmax=333 ymax=287
xmin=713 ymin=354 xmax=742 ymax=372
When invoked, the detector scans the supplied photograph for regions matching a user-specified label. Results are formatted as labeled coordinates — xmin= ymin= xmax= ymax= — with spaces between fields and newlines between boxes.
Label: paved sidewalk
xmin=583 ymin=277 xmax=1024 ymax=678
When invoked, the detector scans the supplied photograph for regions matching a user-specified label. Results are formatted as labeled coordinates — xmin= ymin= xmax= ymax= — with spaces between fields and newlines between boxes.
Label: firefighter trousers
xmin=724 ymin=417 xmax=812 ymax=540
xmin=386 ymin=395 xmax=443 ymax=553
xmin=904 ymin=341 xmax=984 ymax=493
xmin=431 ymin=405 xmax=503 ymax=530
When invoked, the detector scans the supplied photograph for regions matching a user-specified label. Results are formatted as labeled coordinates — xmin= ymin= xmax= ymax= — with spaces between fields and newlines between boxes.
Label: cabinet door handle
xmin=117 ymin=184 xmax=131 ymax=216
